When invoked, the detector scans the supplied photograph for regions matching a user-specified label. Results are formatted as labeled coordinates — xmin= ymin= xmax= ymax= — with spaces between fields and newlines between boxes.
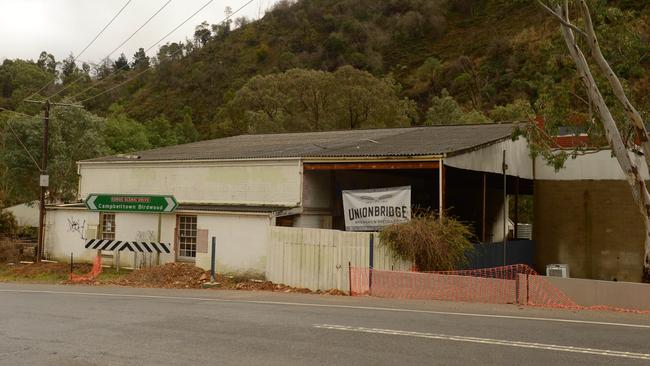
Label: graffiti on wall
xmin=66 ymin=217 xmax=87 ymax=240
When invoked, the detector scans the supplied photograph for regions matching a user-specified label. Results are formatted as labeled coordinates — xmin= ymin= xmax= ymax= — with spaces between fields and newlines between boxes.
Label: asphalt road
xmin=1 ymin=283 xmax=649 ymax=366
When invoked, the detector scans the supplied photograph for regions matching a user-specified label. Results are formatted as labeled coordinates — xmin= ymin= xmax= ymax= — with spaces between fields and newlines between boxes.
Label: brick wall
xmin=534 ymin=180 xmax=645 ymax=282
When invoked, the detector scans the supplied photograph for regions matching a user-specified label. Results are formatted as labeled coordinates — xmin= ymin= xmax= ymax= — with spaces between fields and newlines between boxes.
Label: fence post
xmin=369 ymin=233 xmax=374 ymax=294
xmin=348 ymin=261 xmax=352 ymax=296
xmin=211 ymin=236 xmax=216 ymax=282
xmin=526 ymin=273 xmax=530 ymax=305
xmin=515 ymin=274 xmax=520 ymax=305
xmin=70 ymin=252 xmax=73 ymax=280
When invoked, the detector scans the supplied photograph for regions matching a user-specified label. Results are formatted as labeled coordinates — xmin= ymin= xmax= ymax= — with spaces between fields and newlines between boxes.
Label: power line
xmin=0 ymin=108 xmax=42 ymax=170
xmin=20 ymin=0 xmax=133 ymax=103
xmin=75 ymin=0 xmax=253 ymax=103
xmin=48 ymin=0 xmax=174 ymax=101
xmin=0 ymin=107 xmax=40 ymax=119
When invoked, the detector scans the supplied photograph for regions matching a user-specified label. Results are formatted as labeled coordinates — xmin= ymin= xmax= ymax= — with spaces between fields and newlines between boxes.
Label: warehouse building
xmin=46 ymin=123 xmax=531 ymax=277
xmin=44 ymin=122 xmax=649 ymax=282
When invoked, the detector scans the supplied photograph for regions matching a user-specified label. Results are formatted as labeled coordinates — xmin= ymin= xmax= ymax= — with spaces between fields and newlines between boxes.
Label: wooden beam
xmin=303 ymin=161 xmax=440 ymax=171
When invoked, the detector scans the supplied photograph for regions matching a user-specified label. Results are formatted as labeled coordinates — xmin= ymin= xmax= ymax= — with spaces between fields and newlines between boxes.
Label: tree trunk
xmin=555 ymin=3 xmax=650 ymax=281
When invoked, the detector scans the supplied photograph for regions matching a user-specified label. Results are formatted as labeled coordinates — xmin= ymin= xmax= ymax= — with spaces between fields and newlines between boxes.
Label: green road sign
xmin=84 ymin=194 xmax=178 ymax=213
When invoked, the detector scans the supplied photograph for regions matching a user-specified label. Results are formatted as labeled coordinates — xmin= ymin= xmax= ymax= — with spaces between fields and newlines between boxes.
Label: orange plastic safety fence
xmin=350 ymin=264 xmax=650 ymax=314
xmin=69 ymin=255 xmax=103 ymax=282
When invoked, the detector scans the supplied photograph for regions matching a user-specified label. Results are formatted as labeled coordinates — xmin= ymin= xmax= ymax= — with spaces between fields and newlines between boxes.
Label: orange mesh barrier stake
xmin=69 ymin=255 xmax=103 ymax=283
xmin=349 ymin=264 xmax=650 ymax=314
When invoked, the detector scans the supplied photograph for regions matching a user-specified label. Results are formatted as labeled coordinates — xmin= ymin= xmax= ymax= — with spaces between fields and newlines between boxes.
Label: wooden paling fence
xmin=266 ymin=226 xmax=411 ymax=292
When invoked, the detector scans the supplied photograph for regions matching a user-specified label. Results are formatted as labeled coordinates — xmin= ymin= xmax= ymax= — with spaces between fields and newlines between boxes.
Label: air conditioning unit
xmin=546 ymin=264 xmax=570 ymax=278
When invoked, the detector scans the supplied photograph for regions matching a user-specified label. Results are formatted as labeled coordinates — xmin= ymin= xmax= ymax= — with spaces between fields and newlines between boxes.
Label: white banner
xmin=342 ymin=186 xmax=411 ymax=231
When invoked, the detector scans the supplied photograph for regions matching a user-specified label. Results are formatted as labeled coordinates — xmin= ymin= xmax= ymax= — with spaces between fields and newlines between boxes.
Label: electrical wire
xmin=20 ymin=0 xmax=133 ymax=103
xmin=75 ymin=0 xmax=255 ymax=103
xmin=48 ymin=0 xmax=174 ymax=100
xmin=0 ymin=108 xmax=42 ymax=170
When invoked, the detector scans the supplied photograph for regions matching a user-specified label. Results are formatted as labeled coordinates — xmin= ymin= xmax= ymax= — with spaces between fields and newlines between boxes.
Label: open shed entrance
xmin=289 ymin=161 xmax=533 ymax=244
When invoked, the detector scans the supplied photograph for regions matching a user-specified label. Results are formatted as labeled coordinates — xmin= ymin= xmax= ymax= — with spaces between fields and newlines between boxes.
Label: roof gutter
xmin=77 ymin=156 xmax=302 ymax=166
xmin=302 ymin=155 xmax=443 ymax=163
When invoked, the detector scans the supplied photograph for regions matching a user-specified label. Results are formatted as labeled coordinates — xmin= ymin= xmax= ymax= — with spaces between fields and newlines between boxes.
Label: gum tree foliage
xmin=0 ymin=107 xmax=108 ymax=205
xmin=217 ymin=66 xmax=416 ymax=134
xmin=537 ymin=0 xmax=650 ymax=282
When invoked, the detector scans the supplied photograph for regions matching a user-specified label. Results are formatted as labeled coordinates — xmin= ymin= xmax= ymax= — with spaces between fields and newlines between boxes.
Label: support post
xmin=70 ymin=252 xmax=73 ymax=280
xmin=36 ymin=100 xmax=50 ymax=263
xmin=482 ymin=173 xmax=487 ymax=242
xmin=514 ymin=176 xmax=520 ymax=239
xmin=211 ymin=236 xmax=216 ymax=282
xmin=438 ymin=160 xmax=445 ymax=219
xmin=369 ymin=233 xmax=374 ymax=294
xmin=502 ymin=150 xmax=508 ymax=266
xmin=156 ymin=213 xmax=162 ymax=266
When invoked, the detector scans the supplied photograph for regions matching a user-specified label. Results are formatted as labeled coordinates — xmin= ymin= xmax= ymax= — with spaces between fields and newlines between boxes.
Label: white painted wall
xmin=78 ymin=159 xmax=302 ymax=206
xmin=194 ymin=213 xmax=270 ymax=276
xmin=445 ymin=137 xmax=533 ymax=179
xmin=535 ymin=150 xmax=650 ymax=180
xmin=45 ymin=208 xmax=100 ymax=263
xmin=3 ymin=201 xmax=39 ymax=227
xmin=46 ymin=207 xmax=271 ymax=276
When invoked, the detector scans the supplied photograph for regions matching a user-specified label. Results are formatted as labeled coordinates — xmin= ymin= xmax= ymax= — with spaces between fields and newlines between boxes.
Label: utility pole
xmin=37 ymin=100 xmax=50 ymax=262
xmin=502 ymin=149 xmax=508 ymax=266
xmin=24 ymin=99 xmax=82 ymax=262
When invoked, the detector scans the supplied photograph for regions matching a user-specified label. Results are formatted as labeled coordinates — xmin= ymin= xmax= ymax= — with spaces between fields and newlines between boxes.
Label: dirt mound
xmin=113 ymin=263 xmax=207 ymax=288
xmin=108 ymin=263 xmax=346 ymax=295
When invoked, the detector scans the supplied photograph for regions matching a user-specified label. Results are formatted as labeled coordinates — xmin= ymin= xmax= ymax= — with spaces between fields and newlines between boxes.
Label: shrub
xmin=380 ymin=211 xmax=475 ymax=271
xmin=0 ymin=211 xmax=17 ymax=237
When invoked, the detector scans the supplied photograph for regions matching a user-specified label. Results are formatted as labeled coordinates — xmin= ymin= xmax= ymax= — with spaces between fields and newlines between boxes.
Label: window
xmin=178 ymin=215 xmax=197 ymax=259
xmin=101 ymin=213 xmax=116 ymax=240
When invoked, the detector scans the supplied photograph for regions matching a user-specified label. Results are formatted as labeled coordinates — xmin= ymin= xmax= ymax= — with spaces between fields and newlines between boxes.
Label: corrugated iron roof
xmin=83 ymin=123 xmax=517 ymax=162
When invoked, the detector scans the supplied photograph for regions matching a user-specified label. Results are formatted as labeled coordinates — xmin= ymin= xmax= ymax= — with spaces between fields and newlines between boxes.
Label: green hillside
xmin=1 ymin=0 xmax=649 ymax=205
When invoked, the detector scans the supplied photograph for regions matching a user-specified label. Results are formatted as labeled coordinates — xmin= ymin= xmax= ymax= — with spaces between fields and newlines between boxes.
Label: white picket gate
xmin=266 ymin=226 xmax=411 ymax=292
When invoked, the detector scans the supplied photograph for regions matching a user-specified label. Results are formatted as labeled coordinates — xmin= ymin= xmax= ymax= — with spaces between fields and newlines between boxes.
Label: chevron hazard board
xmin=84 ymin=239 xmax=171 ymax=253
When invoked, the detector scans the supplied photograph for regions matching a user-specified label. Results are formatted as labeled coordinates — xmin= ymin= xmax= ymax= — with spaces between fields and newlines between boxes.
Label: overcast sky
xmin=0 ymin=0 xmax=280 ymax=64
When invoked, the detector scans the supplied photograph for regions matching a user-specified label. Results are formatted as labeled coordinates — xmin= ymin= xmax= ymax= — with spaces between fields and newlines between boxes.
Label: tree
xmin=103 ymin=104 xmax=151 ymax=153
xmin=489 ymin=99 xmax=535 ymax=122
xmin=60 ymin=54 xmax=79 ymax=82
xmin=0 ymin=107 xmax=109 ymax=204
xmin=219 ymin=66 xmax=415 ymax=134
xmin=113 ymin=53 xmax=130 ymax=73
xmin=36 ymin=51 xmax=57 ymax=74
xmin=145 ymin=115 xmax=177 ymax=148
xmin=194 ymin=21 xmax=212 ymax=47
xmin=132 ymin=48 xmax=150 ymax=69
xmin=425 ymin=89 xmax=491 ymax=125
xmin=174 ymin=107 xmax=199 ymax=144
xmin=539 ymin=0 xmax=650 ymax=282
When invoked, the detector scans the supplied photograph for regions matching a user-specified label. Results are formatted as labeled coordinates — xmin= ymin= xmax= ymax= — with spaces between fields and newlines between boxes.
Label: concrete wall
xmin=534 ymin=180 xmax=645 ymax=282
xmin=535 ymin=150 xmax=650 ymax=180
xmin=78 ymin=159 xmax=302 ymax=206
xmin=546 ymin=276 xmax=650 ymax=310
xmin=46 ymin=207 xmax=271 ymax=277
